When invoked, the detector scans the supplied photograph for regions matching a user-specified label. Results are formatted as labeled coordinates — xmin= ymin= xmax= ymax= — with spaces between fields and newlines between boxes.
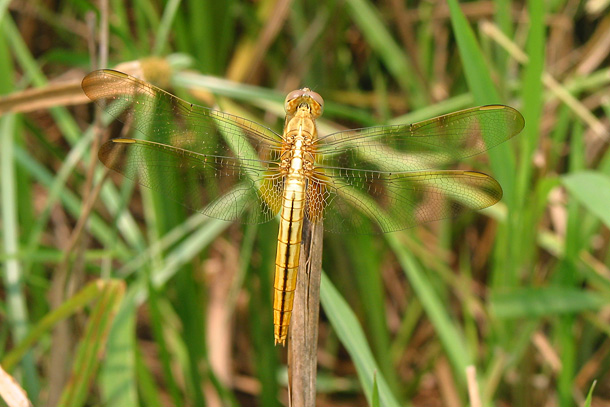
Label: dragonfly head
xmin=284 ymin=88 xmax=324 ymax=118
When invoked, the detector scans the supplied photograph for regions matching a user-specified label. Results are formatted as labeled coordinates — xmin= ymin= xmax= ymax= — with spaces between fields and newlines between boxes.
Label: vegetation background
xmin=1 ymin=0 xmax=609 ymax=406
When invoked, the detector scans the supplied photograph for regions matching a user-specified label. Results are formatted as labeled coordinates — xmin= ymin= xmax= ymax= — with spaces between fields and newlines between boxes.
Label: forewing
xmin=308 ymin=169 xmax=502 ymax=234
xmin=316 ymin=105 xmax=524 ymax=172
xmin=82 ymin=69 xmax=283 ymax=159
xmin=83 ymin=69 xmax=284 ymax=223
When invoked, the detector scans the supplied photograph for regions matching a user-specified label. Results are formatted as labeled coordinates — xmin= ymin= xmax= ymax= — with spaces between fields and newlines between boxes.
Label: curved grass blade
xmin=320 ymin=273 xmax=402 ymax=407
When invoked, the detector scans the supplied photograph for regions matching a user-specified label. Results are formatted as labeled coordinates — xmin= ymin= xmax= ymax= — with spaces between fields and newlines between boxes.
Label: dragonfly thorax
xmin=280 ymin=102 xmax=319 ymax=178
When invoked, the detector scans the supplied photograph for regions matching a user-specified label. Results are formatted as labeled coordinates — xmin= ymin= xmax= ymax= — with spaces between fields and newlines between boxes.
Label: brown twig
xmin=287 ymin=218 xmax=323 ymax=407
xmin=466 ymin=365 xmax=482 ymax=407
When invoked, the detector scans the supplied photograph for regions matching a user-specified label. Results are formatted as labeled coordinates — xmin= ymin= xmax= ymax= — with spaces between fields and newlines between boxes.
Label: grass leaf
xmin=563 ymin=171 xmax=610 ymax=228
xmin=491 ymin=287 xmax=608 ymax=318
xmin=321 ymin=273 xmax=402 ymax=407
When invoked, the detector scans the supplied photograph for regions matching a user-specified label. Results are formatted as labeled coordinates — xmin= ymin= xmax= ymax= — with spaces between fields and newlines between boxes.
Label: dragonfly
xmin=82 ymin=69 xmax=524 ymax=345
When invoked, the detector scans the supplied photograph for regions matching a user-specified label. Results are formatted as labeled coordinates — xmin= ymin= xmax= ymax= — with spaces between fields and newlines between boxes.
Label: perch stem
xmin=287 ymin=218 xmax=323 ymax=407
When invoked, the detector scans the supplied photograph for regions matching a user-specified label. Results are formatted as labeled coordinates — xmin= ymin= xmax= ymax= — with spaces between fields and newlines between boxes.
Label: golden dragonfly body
xmin=82 ymin=69 xmax=524 ymax=345
xmin=273 ymin=88 xmax=323 ymax=344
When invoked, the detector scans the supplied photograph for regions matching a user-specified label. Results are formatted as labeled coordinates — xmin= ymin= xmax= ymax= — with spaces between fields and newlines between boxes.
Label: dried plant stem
xmin=287 ymin=219 xmax=323 ymax=407
xmin=466 ymin=365 xmax=482 ymax=407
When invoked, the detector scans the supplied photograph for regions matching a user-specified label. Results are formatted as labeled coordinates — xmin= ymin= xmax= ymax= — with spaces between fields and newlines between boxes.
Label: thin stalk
xmin=287 ymin=218 xmax=323 ymax=407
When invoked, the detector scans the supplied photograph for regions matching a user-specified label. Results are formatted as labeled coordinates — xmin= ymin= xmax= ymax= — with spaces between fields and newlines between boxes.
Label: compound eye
xmin=285 ymin=89 xmax=305 ymax=112
xmin=307 ymin=90 xmax=324 ymax=112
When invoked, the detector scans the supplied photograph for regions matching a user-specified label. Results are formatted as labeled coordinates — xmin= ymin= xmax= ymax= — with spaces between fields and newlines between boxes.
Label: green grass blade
xmin=515 ymin=0 xmax=545 ymax=205
xmin=58 ymin=280 xmax=125 ymax=407
xmin=320 ymin=272 xmax=402 ymax=407
xmin=445 ymin=0 xmax=516 ymax=206
xmin=347 ymin=234 xmax=398 ymax=393
xmin=491 ymin=287 xmax=608 ymax=318
xmin=1 ymin=281 xmax=112 ymax=371
xmin=152 ymin=0 xmax=182 ymax=56
xmin=386 ymin=233 xmax=471 ymax=378
xmin=1 ymin=115 xmax=28 ymax=347
xmin=445 ymin=0 xmax=500 ymax=104
xmin=134 ymin=346 xmax=164 ymax=407
xmin=100 ymin=290 xmax=138 ymax=407
xmin=1 ymin=115 xmax=39 ymax=395
xmin=344 ymin=0 xmax=427 ymax=106
xmin=371 ymin=372 xmax=380 ymax=407
xmin=150 ymin=218 xmax=230 ymax=287
xmin=584 ymin=381 xmax=597 ymax=407
xmin=13 ymin=147 xmax=131 ymax=257
xmin=562 ymin=171 xmax=610 ymax=228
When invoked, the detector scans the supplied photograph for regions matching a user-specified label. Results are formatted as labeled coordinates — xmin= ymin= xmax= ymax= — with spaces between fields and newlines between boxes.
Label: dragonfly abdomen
xmin=273 ymin=177 xmax=306 ymax=345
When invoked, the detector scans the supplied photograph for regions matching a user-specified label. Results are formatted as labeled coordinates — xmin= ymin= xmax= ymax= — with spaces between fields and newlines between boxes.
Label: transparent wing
xmin=316 ymin=105 xmax=524 ymax=172
xmin=308 ymin=105 xmax=522 ymax=233
xmin=307 ymin=169 xmax=502 ymax=234
xmin=82 ymin=69 xmax=283 ymax=158
xmin=83 ymin=69 xmax=284 ymax=223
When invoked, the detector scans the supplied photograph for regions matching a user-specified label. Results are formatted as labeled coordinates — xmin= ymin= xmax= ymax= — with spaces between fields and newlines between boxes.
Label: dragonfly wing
xmin=99 ymin=139 xmax=283 ymax=223
xmin=308 ymin=169 xmax=502 ymax=234
xmin=316 ymin=105 xmax=524 ymax=172
xmin=82 ymin=69 xmax=283 ymax=161
xmin=83 ymin=69 xmax=285 ymax=223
